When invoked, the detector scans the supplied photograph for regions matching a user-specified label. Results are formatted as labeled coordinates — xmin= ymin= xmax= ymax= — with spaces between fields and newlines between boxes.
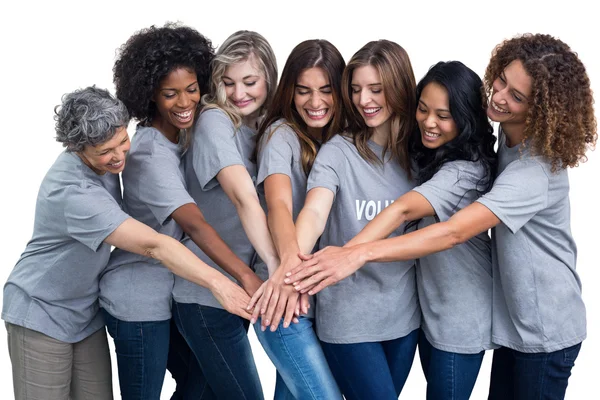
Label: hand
xmin=211 ymin=279 xmax=253 ymax=320
xmin=284 ymin=245 xmax=367 ymax=295
xmin=299 ymin=293 xmax=310 ymax=315
xmin=240 ymin=272 xmax=263 ymax=297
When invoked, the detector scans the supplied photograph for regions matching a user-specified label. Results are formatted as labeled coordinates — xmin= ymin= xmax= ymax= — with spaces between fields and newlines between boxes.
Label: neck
xmin=501 ymin=123 xmax=525 ymax=148
xmin=371 ymin=119 xmax=391 ymax=146
xmin=151 ymin=117 xmax=179 ymax=144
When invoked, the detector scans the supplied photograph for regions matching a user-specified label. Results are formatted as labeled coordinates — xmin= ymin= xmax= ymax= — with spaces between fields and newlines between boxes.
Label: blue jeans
xmin=488 ymin=343 xmax=581 ymax=400
xmin=418 ymin=330 xmax=485 ymax=400
xmin=254 ymin=316 xmax=342 ymax=400
xmin=102 ymin=309 xmax=170 ymax=400
xmin=172 ymin=301 xmax=264 ymax=400
xmin=167 ymin=317 xmax=205 ymax=400
xmin=320 ymin=329 xmax=419 ymax=400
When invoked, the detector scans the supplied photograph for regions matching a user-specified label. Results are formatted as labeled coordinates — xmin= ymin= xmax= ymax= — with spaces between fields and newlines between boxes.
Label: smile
xmin=363 ymin=107 xmax=381 ymax=116
xmin=108 ymin=160 xmax=124 ymax=168
xmin=306 ymin=109 xmax=328 ymax=119
xmin=423 ymin=131 xmax=441 ymax=139
xmin=234 ymin=99 xmax=253 ymax=108
xmin=173 ymin=110 xmax=194 ymax=123
xmin=491 ymin=102 xmax=509 ymax=114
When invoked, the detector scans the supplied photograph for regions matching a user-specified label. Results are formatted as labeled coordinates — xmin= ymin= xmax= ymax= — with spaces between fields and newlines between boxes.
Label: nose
xmin=309 ymin=91 xmax=321 ymax=108
xmin=233 ymin=84 xmax=245 ymax=101
xmin=177 ymin=92 xmax=192 ymax=108
xmin=359 ymin=90 xmax=371 ymax=107
xmin=424 ymin=113 xmax=437 ymax=129
xmin=493 ymin=87 xmax=509 ymax=105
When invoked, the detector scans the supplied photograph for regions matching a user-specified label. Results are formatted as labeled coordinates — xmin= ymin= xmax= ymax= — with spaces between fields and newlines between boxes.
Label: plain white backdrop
xmin=0 ymin=0 xmax=598 ymax=398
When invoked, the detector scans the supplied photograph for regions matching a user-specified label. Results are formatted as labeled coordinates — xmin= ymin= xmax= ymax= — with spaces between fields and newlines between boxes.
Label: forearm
xmin=235 ymin=200 xmax=279 ymax=273
xmin=187 ymin=221 xmax=254 ymax=283
xmin=267 ymin=203 xmax=301 ymax=273
xmin=295 ymin=208 xmax=326 ymax=255
xmin=346 ymin=204 xmax=408 ymax=247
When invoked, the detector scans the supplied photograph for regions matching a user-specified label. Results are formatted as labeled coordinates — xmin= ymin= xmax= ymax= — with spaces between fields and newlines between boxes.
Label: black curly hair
xmin=113 ymin=22 xmax=215 ymax=125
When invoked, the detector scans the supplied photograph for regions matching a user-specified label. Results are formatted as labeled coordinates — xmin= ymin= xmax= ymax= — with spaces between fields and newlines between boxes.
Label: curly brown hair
xmin=484 ymin=33 xmax=597 ymax=171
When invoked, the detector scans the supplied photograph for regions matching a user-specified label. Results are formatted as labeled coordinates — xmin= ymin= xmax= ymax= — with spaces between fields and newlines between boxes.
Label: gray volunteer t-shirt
xmin=100 ymin=126 xmax=194 ymax=321
xmin=307 ymin=135 xmax=420 ymax=344
xmin=413 ymin=160 xmax=494 ymax=353
xmin=2 ymin=152 xmax=129 ymax=343
xmin=255 ymin=120 xmax=315 ymax=318
xmin=172 ymin=108 xmax=257 ymax=308
xmin=477 ymin=131 xmax=586 ymax=353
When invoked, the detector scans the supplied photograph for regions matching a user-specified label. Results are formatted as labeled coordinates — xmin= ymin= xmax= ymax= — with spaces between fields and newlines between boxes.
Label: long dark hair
xmin=411 ymin=61 xmax=497 ymax=193
xmin=257 ymin=39 xmax=345 ymax=175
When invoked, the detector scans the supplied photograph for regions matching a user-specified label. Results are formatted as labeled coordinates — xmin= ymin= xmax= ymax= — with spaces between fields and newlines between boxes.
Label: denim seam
xmin=450 ymin=352 xmax=455 ymax=400
xmin=197 ymin=305 xmax=249 ymax=400
xmin=139 ymin=322 xmax=146 ymax=399
xmin=275 ymin=325 xmax=319 ymax=400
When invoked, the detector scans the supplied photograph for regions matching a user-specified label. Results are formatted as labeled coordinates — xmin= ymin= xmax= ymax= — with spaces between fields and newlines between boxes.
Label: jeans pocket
xmin=562 ymin=343 xmax=581 ymax=366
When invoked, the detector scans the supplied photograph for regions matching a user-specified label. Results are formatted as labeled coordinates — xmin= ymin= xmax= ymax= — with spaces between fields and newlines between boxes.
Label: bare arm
xmin=346 ymin=191 xmax=435 ymax=247
xmin=295 ymin=187 xmax=335 ymax=254
xmin=287 ymin=202 xmax=500 ymax=294
xmin=217 ymin=165 xmax=279 ymax=271
xmin=172 ymin=203 xmax=262 ymax=297
xmin=105 ymin=218 xmax=252 ymax=319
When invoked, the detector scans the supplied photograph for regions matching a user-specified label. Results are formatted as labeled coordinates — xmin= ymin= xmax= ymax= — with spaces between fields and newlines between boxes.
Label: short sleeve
xmin=64 ymin=184 xmax=130 ymax=251
xmin=306 ymin=142 xmax=345 ymax=197
xmin=477 ymin=160 xmax=549 ymax=233
xmin=413 ymin=161 xmax=484 ymax=221
xmin=135 ymin=147 xmax=195 ymax=225
xmin=192 ymin=109 xmax=244 ymax=191
xmin=256 ymin=125 xmax=296 ymax=188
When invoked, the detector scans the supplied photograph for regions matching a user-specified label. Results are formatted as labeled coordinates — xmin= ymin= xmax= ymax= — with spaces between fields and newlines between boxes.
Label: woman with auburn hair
xmin=288 ymin=33 xmax=596 ymax=400
xmin=171 ymin=30 xmax=278 ymax=399
xmin=247 ymin=39 xmax=345 ymax=399
xmin=287 ymin=40 xmax=420 ymax=399
xmin=101 ymin=23 xmax=264 ymax=399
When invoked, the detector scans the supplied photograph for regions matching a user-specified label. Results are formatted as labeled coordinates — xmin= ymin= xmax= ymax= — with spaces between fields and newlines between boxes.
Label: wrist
xmin=354 ymin=243 xmax=372 ymax=265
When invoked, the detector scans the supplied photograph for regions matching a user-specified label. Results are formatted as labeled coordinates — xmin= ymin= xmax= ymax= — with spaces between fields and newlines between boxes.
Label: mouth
xmin=305 ymin=108 xmax=328 ymax=120
xmin=234 ymin=99 xmax=253 ymax=108
xmin=491 ymin=101 xmax=509 ymax=114
xmin=422 ymin=130 xmax=441 ymax=141
xmin=107 ymin=160 xmax=124 ymax=169
xmin=173 ymin=109 xmax=194 ymax=124
xmin=363 ymin=107 xmax=382 ymax=117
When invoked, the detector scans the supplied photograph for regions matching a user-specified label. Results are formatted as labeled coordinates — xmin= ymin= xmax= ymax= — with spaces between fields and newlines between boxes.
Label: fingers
xmin=300 ymin=294 xmax=310 ymax=315
xmin=284 ymin=264 xmax=320 ymax=285
xmin=259 ymin=284 xmax=274 ymax=315
xmin=294 ymin=270 xmax=330 ymax=292
xmin=250 ymin=294 xmax=263 ymax=324
xmin=269 ymin=295 xmax=290 ymax=332
xmin=282 ymin=295 xmax=298 ymax=329
xmin=262 ymin=290 xmax=280 ymax=331
xmin=297 ymin=252 xmax=313 ymax=261
xmin=306 ymin=277 xmax=336 ymax=295
xmin=247 ymin=282 xmax=265 ymax=312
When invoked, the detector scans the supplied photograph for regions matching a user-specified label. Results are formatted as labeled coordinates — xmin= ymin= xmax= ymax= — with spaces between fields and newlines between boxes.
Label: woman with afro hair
xmin=286 ymin=33 xmax=596 ymax=400
xmin=100 ymin=24 xmax=262 ymax=399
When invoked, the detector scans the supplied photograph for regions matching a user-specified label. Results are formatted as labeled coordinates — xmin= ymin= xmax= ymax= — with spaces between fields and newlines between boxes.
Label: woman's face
xmin=78 ymin=127 xmax=130 ymax=175
xmin=293 ymin=67 xmax=334 ymax=132
xmin=351 ymin=65 xmax=392 ymax=130
xmin=223 ymin=56 xmax=268 ymax=118
xmin=153 ymin=67 xmax=200 ymax=134
xmin=487 ymin=59 xmax=532 ymax=130
xmin=416 ymin=82 xmax=459 ymax=149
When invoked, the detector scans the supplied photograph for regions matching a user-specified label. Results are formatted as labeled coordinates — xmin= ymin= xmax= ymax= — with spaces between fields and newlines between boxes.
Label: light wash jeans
xmin=254 ymin=316 xmax=342 ymax=400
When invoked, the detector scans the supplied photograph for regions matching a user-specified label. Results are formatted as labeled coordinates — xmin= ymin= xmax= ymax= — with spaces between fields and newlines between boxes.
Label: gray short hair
xmin=55 ymin=86 xmax=130 ymax=152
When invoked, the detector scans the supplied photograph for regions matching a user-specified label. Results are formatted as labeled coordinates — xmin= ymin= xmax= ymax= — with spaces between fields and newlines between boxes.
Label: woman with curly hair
xmin=2 ymin=86 xmax=252 ymax=400
xmin=246 ymin=39 xmax=345 ymax=399
xmin=170 ymin=30 xmax=278 ymax=399
xmin=284 ymin=40 xmax=420 ymax=399
xmin=100 ymin=24 xmax=263 ymax=399
xmin=288 ymin=33 xmax=596 ymax=399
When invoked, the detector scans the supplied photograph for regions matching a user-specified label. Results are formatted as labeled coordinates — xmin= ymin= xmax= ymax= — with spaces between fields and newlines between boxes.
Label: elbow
xmin=143 ymin=233 xmax=166 ymax=261
xmin=443 ymin=223 xmax=468 ymax=249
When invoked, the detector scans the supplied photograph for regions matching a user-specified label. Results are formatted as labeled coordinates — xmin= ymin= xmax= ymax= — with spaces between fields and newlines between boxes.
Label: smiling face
xmin=78 ymin=127 xmax=130 ymax=175
xmin=223 ymin=56 xmax=268 ymax=119
xmin=152 ymin=67 xmax=200 ymax=141
xmin=351 ymin=65 xmax=392 ymax=131
xmin=487 ymin=59 xmax=532 ymax=139
xmin=416 ymin=82 xmax=459 ymax=149
xmin=294 ymin=67 xmax=334 ymax=136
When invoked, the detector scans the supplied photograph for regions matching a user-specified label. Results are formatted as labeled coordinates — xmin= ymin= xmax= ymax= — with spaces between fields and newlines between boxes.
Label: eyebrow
xmin=351 ymin=83 xmax=382 ymax=87
xmin=295 ymin=84 xmax=331 ymax=90
xmin=419 ymin=99 xmax=450 ymax=113
xmin=223 ymin=75 xmax=260 ymax=80
xmin=160 ymin=81 xmax=199 ymax=91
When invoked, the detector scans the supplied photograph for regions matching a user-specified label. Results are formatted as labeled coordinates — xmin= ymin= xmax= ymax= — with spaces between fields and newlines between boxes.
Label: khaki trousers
xmin=6 ymin=322 xmax=113 ymax=400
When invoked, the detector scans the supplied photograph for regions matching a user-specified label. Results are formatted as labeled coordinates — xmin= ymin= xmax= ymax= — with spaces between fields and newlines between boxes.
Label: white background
xmin=0 ymin=0 xmax=598 ymax=398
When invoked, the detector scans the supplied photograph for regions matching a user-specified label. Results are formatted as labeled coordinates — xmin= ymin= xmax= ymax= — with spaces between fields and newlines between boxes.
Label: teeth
xmin=307 ymin=109 xmax=326 ymax=116
xmin=424 ymin=131 xmax=440 ymax=138
xmin=364 ymin=107 xmax=381 ymax=115
xmin=109 ymin=160 xmax=123 ymax=167
xmin=492 ymin=102 xmax=509 ymax=114
xmin=175 ymin=110 xmax=192 ymax=118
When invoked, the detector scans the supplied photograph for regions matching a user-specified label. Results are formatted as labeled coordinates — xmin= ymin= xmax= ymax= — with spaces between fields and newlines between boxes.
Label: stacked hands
xmin=239 ymin=245 xmax=365 ymax=331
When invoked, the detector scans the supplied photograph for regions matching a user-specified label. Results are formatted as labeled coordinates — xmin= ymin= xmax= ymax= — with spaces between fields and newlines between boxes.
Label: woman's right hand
xmin=211 ymin=279 xmax=253 ymax=320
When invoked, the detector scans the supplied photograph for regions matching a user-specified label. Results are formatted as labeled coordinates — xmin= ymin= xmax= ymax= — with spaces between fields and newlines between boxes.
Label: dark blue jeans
xmin=167 ymin=317 xmax=205 ymax=400
xmin=172 ymin=301 xmax=264 ymax=400
xmin=418 ymin=330 xmax=485 ymax=400
xmin=320 ymin=329 xmax=419 ymax=400
xmin=488 ymin=343 xmax=582 ymax=400
xmin=102 ymin=309 xmax=170 ymax=400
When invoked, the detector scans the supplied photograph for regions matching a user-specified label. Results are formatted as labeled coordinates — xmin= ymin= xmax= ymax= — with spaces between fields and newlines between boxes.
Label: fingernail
xmin=285 ymin=272 xmax=291 ymax=276
xmin=308 ymin=291 xmax=313 ymax=295
xmin=264 ymin=319 xmax=269 ymax=325
xmin=270 ymin=325 xmax=276 ymax=332
xmin=261 ymin=325 xmax=266 ymax=332
xmin=250 ymin=318 xmax=256 ymax=324
xmin=283 ymin=322 xmax=289 ymax=328
xmin=284 ymin=278 xmax=290 ymax=283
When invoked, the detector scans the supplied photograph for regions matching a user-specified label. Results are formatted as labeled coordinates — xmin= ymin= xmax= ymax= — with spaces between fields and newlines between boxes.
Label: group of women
xmin=2 ymin=22 xmax=596 ymax=400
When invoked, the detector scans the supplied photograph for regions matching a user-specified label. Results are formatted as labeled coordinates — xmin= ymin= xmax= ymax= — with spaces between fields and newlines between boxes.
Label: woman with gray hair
xmin=2 ymin=86 xmax=252 ymax=400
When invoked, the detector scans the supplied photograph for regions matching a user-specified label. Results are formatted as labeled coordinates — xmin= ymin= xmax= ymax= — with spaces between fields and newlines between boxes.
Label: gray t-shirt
xmin=100 ymin=127 xmax=194 ymax=321
xmin=477 ymin=131 xmax=586 ymax=353
xmin=413 ymin=160 xmax=494 ymax=353
xmin=172 ymin=108 xmax=257 ymax=308
xmin=255 ymin=120 xmax=315 ymax=318
xmin=2 ymin=152 xmax=129 ymax=343
xmin=307 ymin=135 xmax=420 ymax=344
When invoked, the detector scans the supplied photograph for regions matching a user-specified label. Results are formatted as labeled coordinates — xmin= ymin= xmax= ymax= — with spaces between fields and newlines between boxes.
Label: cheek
xmin=224 ymin=86 xmax=234 ymax=99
